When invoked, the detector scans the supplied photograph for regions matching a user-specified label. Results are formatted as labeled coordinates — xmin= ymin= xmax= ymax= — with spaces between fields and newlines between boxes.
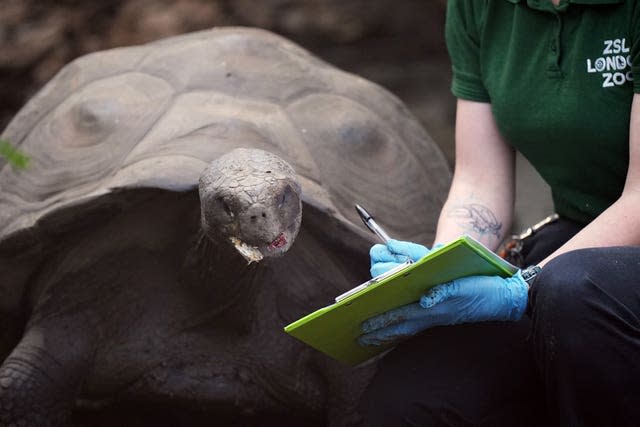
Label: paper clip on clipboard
xmin=334 ymin=260 xmax=412 ymax=302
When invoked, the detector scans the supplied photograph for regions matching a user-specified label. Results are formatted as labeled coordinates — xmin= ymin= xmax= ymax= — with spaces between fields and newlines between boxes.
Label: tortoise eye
xmin=278 ymin=185 xmax=293 ymax=209
xmin=216 ymin=197 xmax=233 ymax=217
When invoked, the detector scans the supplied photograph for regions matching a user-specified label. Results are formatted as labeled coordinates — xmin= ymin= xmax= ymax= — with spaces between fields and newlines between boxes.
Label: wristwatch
xmin=521 ymin=265 xmax=542 ymax=288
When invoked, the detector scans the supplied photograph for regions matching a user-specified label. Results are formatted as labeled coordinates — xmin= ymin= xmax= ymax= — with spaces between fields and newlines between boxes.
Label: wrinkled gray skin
xmin=199 ymin=148 xmax=302 ymax=262
xmin=0 ymin=28 xmax=450 ymax=426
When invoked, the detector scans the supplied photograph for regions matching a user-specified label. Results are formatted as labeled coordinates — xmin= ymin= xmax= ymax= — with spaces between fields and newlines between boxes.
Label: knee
xmin=528 ymin=248 xmax=615 ymax=350
xmin=530 ymin=249 xmax=596 ymax=321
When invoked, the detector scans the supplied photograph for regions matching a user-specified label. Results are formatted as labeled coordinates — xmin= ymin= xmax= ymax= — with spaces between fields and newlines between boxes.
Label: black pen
xmin=355 ymin=204 xmax=392 ymax=243
xmin=333 ymin=205 xmax=409 ymax=302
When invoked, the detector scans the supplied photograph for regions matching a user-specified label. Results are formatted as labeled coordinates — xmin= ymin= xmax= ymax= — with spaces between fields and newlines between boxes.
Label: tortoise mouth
xmin=229 ymin=231 xmax=290 ymax=263
xmin=268 ymin=232 xmax=287 ymax=250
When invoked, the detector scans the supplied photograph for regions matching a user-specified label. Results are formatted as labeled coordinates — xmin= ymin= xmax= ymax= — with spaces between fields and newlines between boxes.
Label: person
xmin=358 ymin=0 xmax=640 ymax=426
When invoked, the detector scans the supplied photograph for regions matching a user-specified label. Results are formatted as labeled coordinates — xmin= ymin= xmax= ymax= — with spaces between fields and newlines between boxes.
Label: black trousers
xmin=360 ymin=219 xmax=640 ymax=427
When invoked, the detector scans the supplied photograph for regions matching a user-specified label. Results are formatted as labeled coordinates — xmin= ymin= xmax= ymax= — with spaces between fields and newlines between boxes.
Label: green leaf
xmin=0 ymin=139 xmax=30 ymax=169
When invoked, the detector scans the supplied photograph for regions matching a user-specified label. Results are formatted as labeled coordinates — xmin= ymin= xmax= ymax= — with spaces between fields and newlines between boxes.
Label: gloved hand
xmin=369 ymin=239 xmax=435 ymax=277
xmin=358 ymin=271 xmax=530 ymax=347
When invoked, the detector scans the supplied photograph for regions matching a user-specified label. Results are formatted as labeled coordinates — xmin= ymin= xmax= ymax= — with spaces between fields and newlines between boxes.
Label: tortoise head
xmin=198 ymin=148 xmax=302 ymax=262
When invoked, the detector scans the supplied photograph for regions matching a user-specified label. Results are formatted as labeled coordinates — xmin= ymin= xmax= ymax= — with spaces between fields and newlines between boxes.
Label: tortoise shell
xmin=0 ymin=27 xmax=450 ymax=246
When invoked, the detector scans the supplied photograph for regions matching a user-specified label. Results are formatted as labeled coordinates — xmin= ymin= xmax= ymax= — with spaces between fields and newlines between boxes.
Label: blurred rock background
xmin=0 ymin=0 xmax=551 ymax=231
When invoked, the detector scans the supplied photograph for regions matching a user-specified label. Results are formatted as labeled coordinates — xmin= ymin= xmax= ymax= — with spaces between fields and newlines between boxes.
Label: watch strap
xmin=521 ymin=265 xmax=542 ymax=288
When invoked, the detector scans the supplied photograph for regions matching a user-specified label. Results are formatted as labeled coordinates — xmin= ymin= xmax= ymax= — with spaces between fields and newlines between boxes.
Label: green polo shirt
xmin=445 ymin=0 xmax=640 ymax=224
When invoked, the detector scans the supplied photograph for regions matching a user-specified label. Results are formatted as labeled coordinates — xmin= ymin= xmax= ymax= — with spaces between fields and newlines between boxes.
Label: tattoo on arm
xmin=447 ymin=203 xmax=502 ymax=238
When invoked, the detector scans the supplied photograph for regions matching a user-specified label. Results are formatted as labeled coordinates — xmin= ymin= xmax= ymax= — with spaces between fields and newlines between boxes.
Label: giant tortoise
xmin=0 ymin=27 xmax=451 ymax=426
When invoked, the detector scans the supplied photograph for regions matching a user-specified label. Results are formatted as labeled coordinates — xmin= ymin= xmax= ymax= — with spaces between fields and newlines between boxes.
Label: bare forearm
xmin=433 ymin=179 xmax=513 ymax=251
xmin=434 ymin=99 xmax=516 ymax=251
xmin=539 ymin=192 xmax=640 ymax=267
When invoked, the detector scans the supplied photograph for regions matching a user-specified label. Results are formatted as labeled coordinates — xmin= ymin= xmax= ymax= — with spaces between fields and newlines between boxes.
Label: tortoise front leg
xmin=0 ymin=319 xmax=95 ymax=426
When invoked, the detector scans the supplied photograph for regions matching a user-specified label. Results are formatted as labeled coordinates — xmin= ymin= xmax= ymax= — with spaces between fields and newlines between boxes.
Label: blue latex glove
xmin=358 ymin=271 xmax=529 ymax=347
xmin=369 ymin=239 xmax=434 ymax=277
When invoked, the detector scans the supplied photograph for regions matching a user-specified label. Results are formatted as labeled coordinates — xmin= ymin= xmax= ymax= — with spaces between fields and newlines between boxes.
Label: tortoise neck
xmin=180 ymin=230 xmax=263 ymax=328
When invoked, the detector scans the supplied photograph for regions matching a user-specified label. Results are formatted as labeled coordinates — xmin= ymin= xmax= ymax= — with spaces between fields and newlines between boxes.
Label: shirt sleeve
xmin=445 ymin=0 xmax=490 ymax=102
xmin=632 ymin=0 xmax=640 ymax=93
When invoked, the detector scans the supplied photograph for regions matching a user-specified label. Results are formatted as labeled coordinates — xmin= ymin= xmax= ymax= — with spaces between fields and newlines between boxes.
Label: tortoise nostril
xmin=250 ymin=213 xmax=267 ymax=221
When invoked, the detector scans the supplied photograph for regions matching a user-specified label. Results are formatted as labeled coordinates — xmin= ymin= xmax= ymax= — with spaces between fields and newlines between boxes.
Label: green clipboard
xmin=284 ymin=235 xmax=518 ymax=365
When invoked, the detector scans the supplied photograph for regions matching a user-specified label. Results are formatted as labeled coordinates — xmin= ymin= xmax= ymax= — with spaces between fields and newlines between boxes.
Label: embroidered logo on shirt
xmin=585 ymin=38 xmax=633 ymax=88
